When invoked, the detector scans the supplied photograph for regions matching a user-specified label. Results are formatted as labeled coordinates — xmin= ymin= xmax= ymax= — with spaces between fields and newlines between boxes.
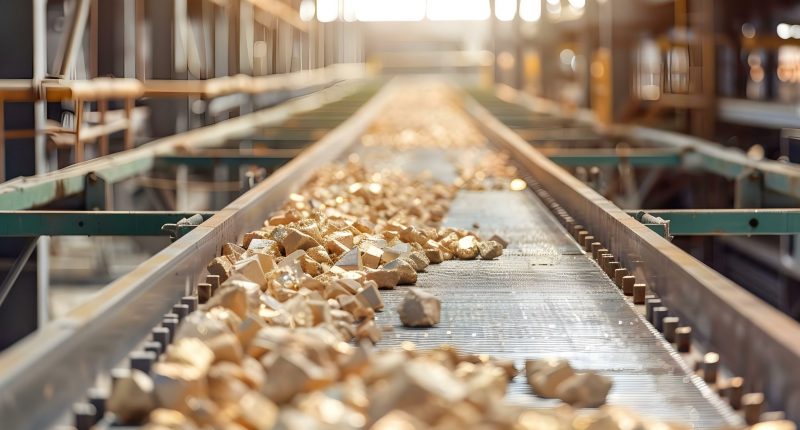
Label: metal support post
xmin=734 ymin=168 xmax=763 ymax=209
xmin=85 ymin=171 xmax=109 ymax=210
xmin=52 ymin=0 xmax=92 ymax=77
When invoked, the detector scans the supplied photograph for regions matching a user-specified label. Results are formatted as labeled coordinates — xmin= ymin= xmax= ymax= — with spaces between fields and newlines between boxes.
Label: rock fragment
xmin=355 ymin=281 xmax=384 ymax=311
xmin=361 ymin=244 xmax=384 ymax=269
xmin=478 ymin=240 xmax=503 ymax=260
xmin=335 ymin=247 xmax=362 ymax=271
xmin=207 ymin=256 xmax=233 ymax=282
xmin=107 ymin=369 xmax=156 ymax=424
xmin=525 ymin=358 xmax=575 ymax=398
xmin=397 ymin=288 xmax=441 ymax=327
xmin=489 ymin=234 xmax=509 ymax=249
xmin=282 ymin=228 xmax=320 ymax=255
xmin=365 ymin=268 xmax=400 ymax=289
xmin=555 ymin=372 xmax=613 ymax=407
xmin=455 ymin=236 xmax=479 ymax=260
xmin=383 ymin=258 xmax=417 ymax=285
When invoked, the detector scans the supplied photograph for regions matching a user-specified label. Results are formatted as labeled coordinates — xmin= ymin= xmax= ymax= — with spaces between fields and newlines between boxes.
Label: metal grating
xmin=374 ymin=189 xmax=741 ymax=428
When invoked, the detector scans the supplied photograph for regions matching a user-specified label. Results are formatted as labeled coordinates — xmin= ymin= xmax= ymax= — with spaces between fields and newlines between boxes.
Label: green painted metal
xmin=626 ymin=127 xmax=800 ymax=201
xmin=475 ymin=86 xmax=800 ymax=202
xmin=640 ymin=223 xmax=668 ymax=237
xmin=628 ymin=209 xmax=800 ymax=235
xmin=0 ymin=156 xmax=157 ymax=211
xmin=155 ymin=153 xmax=296 ymax=168
xmin=0 ymin=179 xmax=80 ymax=211
xmin=0 ymin=82 xmax=376 ymax=211
xmin=548 ymin=149 xmax=682 ymax=167
xmin=0 ymin=211 xmax=215 ymax=237
xmin=84 ymin=172 xmax=109 ymax=210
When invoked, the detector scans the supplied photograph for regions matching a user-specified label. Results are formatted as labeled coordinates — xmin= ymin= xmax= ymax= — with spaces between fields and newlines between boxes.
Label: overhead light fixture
xmin=495 ymin=0 xmax=517 ymax=21
xmin=299 ymin=0 xmax=316 ymax=22
xmin=568 ymin=0 xmax=585 ymax=9
xmin=342 ymin=0 xmax=357 ymax=21
xmin=741 ymin=23 xmax=756 ymax=39
xmin=778 ymin=23 xmax=791 ymax=40
xmin=519 ymin=0 xmax=541 ymax=22
xmin=545 ymin=0 xmax=561 ymax=16
xmin=791 ymin=25 xmax=800 ymax=39
xmin=316 ymin=0 xmax=339 ymax=22
xmin=356 ymin=0 xmax=426 ymax=22
xmin=427 ymin=0 xmax=491 ymax=21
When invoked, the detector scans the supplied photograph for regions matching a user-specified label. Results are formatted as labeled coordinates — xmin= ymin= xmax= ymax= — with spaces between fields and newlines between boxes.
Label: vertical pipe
xmin=308 ymin=20 xmax=315 ymax=69
xmin=90 ymin=0 xmax=98 ymax=77
xmin=74 ymin=99 xmax=84 ymax=162
xmin=675 ymin=0 xmax=686 ymax=32
xmin=33 ymin=0 xmax=50 ymax=328
xmin=54 ymin=0 xmax=92 ymax=77
xmin=227 ymin=0 xmax=239 ymax=75
xmin=136 ymin=0 xmax=146 ymax=81
xmin=98 ymin=99 xmax=108 ymax=155
xmin=489 ymin=0 xmax=498 ymax=85
xmin=124 ymin=0 xmax=136 ymax=78
xmin=124 ymin=97 xmax=134 ymax=150
xmin=34 ymin=0 xmax=47 ymax=175
xmin=0 ymin=101 xmax=5 ymax=182
xmin=176 ymin=164 xmax=189 ymax=211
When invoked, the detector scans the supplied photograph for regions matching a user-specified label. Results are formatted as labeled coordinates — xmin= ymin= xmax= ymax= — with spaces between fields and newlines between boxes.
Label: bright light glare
xmin=545 ymin=0 xmax=561 ymax=16
xmin=495 ymin=0 xmax=517 ymax=21
xmin=299 ymin=0 xmax=316 ymax=22
xmin=778 ymin=23 xmax=791 ymax=40
xmin=427 ymin=0 xmax=491 ymax=21
xmin=568 ymin=0 xmax=585 ymax=9
xmin=356 ymin=0 xmax=426 ymax=21
xmin=342 ymin=0 xmax=357 ymax=21
xmin=741 ymin=23 xmax=756 ymax=38
xmin=519 ymin=0 xmax=541 ymax=22
xmin=316 ymin=0 xmax=339 ymax=22
xmin=777 ymin=23 xmax=800 ymax=40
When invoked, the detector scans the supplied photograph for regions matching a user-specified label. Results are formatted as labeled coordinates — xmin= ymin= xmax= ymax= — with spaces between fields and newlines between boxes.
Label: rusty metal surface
xmin=466 ymin=96 xmax=800 ymax=422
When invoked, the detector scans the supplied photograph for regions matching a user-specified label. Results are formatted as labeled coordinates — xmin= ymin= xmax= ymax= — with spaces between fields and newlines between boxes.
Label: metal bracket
xmin=627 ymin=209 xmax=800 ymax=236
xmin=84 ymin=171 xmax=109 ymax=210
xmin=160 ymin=213 xmax=206 ymax=242
xmin=734 ymin=167 xmax=763 ymax=209
xmin=632 ymin=210 xmax=671 ymax=240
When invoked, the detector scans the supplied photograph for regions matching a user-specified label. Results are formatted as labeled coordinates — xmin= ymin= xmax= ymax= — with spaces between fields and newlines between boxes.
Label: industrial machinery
xmin=0 ymin=79 xmax=798 ymax=429
xmin=2 ymin=1 xmax=800 ymax=429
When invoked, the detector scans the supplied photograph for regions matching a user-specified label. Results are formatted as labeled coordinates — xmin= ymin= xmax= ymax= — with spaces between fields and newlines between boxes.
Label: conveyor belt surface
xmin=371 ymin=151 xmax=740 ymax=427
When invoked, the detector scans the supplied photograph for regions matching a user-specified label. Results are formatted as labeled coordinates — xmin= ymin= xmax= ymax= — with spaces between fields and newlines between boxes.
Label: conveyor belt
xmin=0 ymin=82 xmax=770 ymax=429
xmin=370 ymin=149 xmax=740 ymax=427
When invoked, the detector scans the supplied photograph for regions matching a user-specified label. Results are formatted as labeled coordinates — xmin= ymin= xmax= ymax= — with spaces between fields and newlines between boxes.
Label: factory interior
xmin=1 ymin=0 xmax=800 ymax=428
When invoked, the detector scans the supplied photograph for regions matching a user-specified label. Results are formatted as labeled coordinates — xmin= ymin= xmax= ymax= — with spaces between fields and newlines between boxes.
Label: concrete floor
xmin=49 ymin=236 xmax=163 ymax=318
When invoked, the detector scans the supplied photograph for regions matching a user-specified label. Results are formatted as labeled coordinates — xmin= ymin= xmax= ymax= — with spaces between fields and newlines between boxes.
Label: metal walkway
xmin=374 ymin=180 xmax=740 ymax=426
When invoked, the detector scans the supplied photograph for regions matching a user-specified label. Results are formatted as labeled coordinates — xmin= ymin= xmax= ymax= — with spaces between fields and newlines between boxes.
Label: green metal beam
xmin=480 ymin=85 xmax=800 ymax=202
xmin=0 ymin=82 xmax=371 ymax=211
xmin=155 ymin=152 xmax=297 ymax=168
xmin=547 ymin=149 xmax=682 ymax=167
xmin=0 ymin=211 xmax=215 ymax=237
xmin=627 ymin=127 xmax=800 ymax=201
xmin=0 ymin=157 xmax=154 ymax=211
xmin=628 ymin=209 xmax=800 ymax=236
xmin=639 ymin=222 xmax=669 ymax=237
